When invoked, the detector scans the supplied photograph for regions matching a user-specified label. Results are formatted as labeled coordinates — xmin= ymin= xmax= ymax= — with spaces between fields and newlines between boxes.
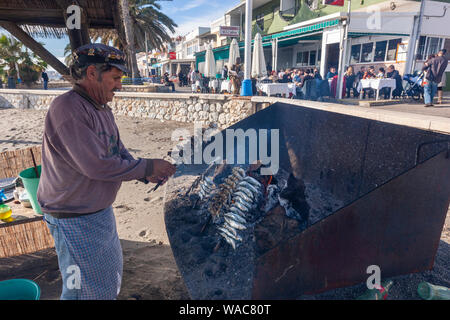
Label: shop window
xmin=280 ymin=0 xmax=300 ymax=21
xmin=256 ymin=13 xmax=264 ymax=31
xmin=386 ymin=38 xmax=401 ymax=61
xmin=427 ymin=37 xmax=443 ymax=57
xmin=416 ymin=36 xmax=427 ymax=60
xmin=361 ymin=43 xmax=373 ymax=63
xmin=350 ymin=44 xmax=361 ymax=64
xmin=374 ymin=41 xmax=387 ymax=62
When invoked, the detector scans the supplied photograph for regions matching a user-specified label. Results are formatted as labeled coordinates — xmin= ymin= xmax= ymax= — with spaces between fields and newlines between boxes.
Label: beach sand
xmin=0 ymin=107 xmax=448 ymax=300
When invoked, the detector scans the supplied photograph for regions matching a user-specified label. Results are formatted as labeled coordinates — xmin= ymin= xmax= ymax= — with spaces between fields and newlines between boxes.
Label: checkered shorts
xmin=44 ymin=207 xmax=123 ymax=300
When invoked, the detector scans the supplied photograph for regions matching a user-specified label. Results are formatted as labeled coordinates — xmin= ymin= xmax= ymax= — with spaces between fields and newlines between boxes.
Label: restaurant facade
xmin=194 ymin=0 xmax=450 ymax=90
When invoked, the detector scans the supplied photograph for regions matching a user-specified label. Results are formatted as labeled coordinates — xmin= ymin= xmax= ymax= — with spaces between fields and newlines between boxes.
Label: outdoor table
xmin=220 ymin=80 xmax=234 ymax=93
xmin=357 ymin=78 xmax=396 ymax=100
xmin=208 ymin=79 xmax=220 ymax=93
xmin=256 ymin=82 xmax=295 ymax=97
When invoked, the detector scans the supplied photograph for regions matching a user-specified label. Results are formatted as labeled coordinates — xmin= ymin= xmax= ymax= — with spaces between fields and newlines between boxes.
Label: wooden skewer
xmin=30 ymin=149 xmax=39 ymax=178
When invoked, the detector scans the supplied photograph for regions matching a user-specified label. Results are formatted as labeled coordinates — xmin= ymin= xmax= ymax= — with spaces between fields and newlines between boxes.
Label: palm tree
xmin=129 ymin=0 xmax=177 ymax=52
xmin=120 ymin=0 xmax=141 ymax=84
xmin=91 ymin=0 xmax=177 ymax=52
xmin=0 ymin=34 xmax=23 ymax=78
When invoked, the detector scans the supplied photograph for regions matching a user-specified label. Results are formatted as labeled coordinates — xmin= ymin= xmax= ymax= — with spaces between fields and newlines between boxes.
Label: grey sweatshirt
xmin=37 ymin=84 xmax=153 ymax=217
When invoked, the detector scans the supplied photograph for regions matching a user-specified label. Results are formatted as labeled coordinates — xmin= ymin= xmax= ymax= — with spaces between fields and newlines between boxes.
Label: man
xmin=221 ymin=65 xmax=228 ymax=80
xmin=326 ymin=66 xmax=337 ymax=79
xmin=163 ymin=72 xmax=175 ymax=92
xmin=230 ymin=57 xmax=242 ymax=95
xmin=385 ymin=65 xmax=403 ymax=99
xmin=37 ymin=44 xmax=176 ymax=300
xmin=361 ymin=66 xmax=376 ymax=99
xmin=422 ymin=49 xmax=448 ymax=107
xmin=42 ymin=70 xmax=49 ymax=90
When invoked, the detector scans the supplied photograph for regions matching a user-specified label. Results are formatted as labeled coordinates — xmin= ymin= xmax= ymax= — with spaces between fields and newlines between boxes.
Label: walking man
xmin=37 ymin=44 xmax=176 ymax=300
xmin=422 ymin=49 xmax=448 ymax=107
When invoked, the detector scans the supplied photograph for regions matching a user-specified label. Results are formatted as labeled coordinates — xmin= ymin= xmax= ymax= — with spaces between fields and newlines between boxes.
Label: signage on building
xmin=219 ymin=26 xmax=240 ymax=37
xmin=169 ymin=52 xmax=176 ymax=60
xmin=322 ymin=0 xmax=344 ymax=6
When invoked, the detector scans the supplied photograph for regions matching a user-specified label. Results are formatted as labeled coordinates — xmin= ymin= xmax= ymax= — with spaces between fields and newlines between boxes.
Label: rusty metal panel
xmin=252 ymin=151 xmax=450 ymax=299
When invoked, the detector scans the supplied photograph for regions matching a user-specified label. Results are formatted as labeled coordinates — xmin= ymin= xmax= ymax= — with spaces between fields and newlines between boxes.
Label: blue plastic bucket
xmin=0 ymin=279 xmax=41 ymax=300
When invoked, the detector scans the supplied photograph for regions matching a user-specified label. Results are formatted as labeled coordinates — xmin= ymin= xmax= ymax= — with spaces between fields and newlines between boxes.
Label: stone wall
xmin=0 ymin=89 xmax=254 ymax=128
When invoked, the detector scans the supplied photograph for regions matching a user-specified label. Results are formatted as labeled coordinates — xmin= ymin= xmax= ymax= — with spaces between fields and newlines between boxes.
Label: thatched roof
xmin=0 ymin=0 xmax=117 ymax=38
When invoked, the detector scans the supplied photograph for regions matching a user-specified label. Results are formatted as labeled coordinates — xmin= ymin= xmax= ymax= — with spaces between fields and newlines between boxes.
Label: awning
xmin=262 ymin=19 xmax=339 ymax=42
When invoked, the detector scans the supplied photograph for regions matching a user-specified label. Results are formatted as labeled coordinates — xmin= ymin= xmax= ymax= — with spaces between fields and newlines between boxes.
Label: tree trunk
xmin=119 ymin=0 xmax=142 ymax=85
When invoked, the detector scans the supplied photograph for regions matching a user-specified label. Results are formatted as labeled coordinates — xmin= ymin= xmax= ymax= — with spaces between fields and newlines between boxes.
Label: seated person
xmin=163 ymin=72 xmax=175 ymax=92
xmin=362 ymin=66 xmax=376 ymax=99
xmin=385 ymin=65 xmax=403 ymax=99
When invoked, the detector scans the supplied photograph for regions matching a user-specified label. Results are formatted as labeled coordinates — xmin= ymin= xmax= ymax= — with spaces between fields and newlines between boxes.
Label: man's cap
xmin=72 ymin=43 xmax=130 ymax=73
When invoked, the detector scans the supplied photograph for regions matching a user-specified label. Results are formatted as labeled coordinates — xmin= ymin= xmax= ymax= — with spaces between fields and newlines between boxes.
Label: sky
xmin=0 ymin=0 xmax=242 ymax=68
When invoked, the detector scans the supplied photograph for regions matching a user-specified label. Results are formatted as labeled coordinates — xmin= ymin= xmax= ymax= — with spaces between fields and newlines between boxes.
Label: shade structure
xmin=251 ymin=33 xmax=267 ymax=79
xmin=204 ymin=43 xmax=216 ymax=78
xmin=190 ymin=61 xmax=195 ymax=72
xmin=228 ymin=38 xmax=240 ymax=69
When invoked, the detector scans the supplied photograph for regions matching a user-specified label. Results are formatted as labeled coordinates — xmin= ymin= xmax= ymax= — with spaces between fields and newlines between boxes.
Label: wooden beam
xmin=0 ymin=21 xmax=69 ymax=76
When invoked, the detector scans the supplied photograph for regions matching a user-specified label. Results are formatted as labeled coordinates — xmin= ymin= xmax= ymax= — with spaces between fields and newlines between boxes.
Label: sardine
xmin=229 ymin=206 xmax=246 ymax=218
xmin=204 ymin=176 xmax=214 ymax=185
xmin=233 ymin=191 xmax=253 ymax=203
xmin=218 ymin=226 xmax=242 ymax=241
xmin=231 ymin=202 xmax=250 ymax=213
xmin=219 ymin=232 xmax=236 ymax=250
xmin=236 ymin=186 xmax=254 ymax=199
xmin=235 ymin=197 xmax=252 ymax=210
xmin=200 ymin=183 xmax=212 ymax=194
xmin=244 ymin=176 xmax=262 ymax=187
xmin=238 ymin=181 xmax=260 ymax=195
xmin=225 ymin=212 xmax=247 ymax=225
xmin=233 ymin=167 xmax=246 ymax=178
xmin=225 ymin=217 xmax=247 ymax=230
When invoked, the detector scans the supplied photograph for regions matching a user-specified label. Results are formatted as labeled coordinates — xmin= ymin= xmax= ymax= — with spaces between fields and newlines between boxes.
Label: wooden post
xmin=0 ymin=21 xmax=69 ymax=76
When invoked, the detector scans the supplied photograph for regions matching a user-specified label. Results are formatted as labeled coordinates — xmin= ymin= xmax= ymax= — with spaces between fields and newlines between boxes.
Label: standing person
xmin=313 ymin=68 xmax=322 ymax=80
xmin=7 ymin=71 xmax=15 ymax=89
xmin=221 ymin=65 xmax=228 ymax=80
xmin=230 ymin=57 xmax=242 ymax=95
xmin=37 ymin=44 xmax=176 ymax=300
xmin=344 ymin=66 xmax=357 ymax=98
xmin=422 ymin=49 xmax=448 ymax=107
xmin=437 ymin=49 xmax=447 ymax=104
xmin=326 ymin=66 xmax=337 ymax=79
xmin=42 ymin=70 xmax=49 ymax=90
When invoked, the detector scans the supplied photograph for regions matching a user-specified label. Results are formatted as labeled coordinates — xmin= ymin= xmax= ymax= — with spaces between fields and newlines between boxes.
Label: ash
xmin=164 ymin=164 xmax=344 ymax=299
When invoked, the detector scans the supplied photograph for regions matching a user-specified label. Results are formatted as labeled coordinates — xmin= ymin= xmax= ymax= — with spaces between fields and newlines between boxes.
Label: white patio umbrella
xmin=228 ymin=38 xmax=240 ymax=69
xmin=251 ymin=33 xmax=267 ymax=79
xmin=204 ymin=43 xmax=216 ymax=78
xmin=176 ymin=63 xmax=181 ymax=75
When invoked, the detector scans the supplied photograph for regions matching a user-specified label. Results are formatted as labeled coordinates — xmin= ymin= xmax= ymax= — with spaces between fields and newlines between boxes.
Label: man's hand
xmin=146 ymin=159 xmax=176 ymax=185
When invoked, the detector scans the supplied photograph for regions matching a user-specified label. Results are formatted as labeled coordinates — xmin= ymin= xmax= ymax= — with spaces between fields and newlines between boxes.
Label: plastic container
xmin=417 ymin=282 xmax=450 ymax=300
xmin=18 ymin=166 xmax=42 ymax=214
xmin=0 ymin=204 xmax=12 ymax=220
xmin=0 ymin=279 xmax=41 ymax=300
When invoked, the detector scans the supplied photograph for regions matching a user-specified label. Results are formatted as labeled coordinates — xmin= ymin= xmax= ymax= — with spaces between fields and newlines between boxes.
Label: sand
xmin=0 ymin=107 xmax=449 ymax=300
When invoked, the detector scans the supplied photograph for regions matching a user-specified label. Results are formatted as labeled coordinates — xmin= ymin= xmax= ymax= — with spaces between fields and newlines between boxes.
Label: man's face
xmin=86 ymin=66 xmax=123 ymax=104
xmin=388 ymin=67 xmax=393 ymax=73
